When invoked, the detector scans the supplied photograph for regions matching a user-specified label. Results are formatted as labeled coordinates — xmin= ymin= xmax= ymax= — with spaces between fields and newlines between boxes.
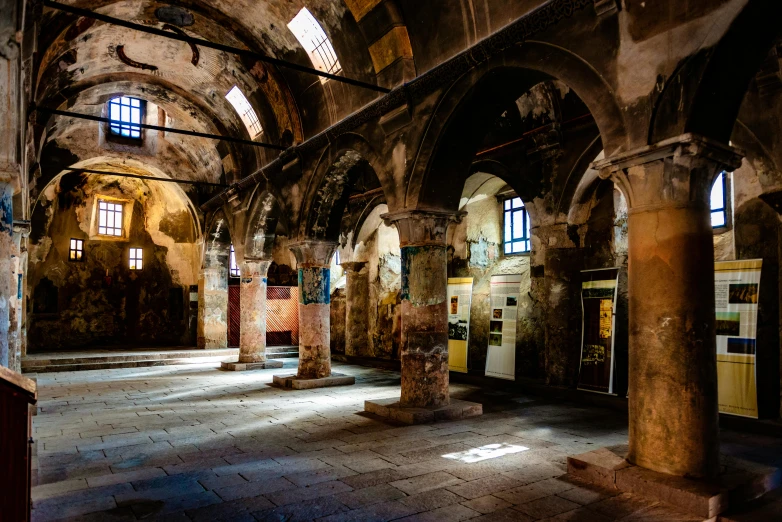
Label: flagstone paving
xmin=28 ymin=360 xmax=782 ymax=521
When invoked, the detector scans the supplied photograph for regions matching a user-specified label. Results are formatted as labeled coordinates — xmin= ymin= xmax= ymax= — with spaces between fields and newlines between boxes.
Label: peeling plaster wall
xmin=27 ymin=173 xmax=199 ymax=351
xmin=449 ymin=190 xmax=538 ymax=376
xmin=267 ymin=235 xmax=298 ymax=286
xmin=365 ymin=222 xmax=401 ymax=359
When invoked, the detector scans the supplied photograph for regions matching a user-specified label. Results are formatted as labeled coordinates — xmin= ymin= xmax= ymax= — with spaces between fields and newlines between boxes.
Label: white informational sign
xmin=578 ymin=268 xmax=620 ymax=395
xmin=715 ymin=259 xmax=762 ymax=418
xmin=485 ymin=274 xmax=521 ymax=380
xmin=447 ymin=278 xmax=474 ymax=373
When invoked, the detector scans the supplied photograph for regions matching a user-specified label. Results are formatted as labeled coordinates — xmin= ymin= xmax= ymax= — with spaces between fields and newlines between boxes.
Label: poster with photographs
xmin=485 ymin=274 xmax=521 ymax=380
xmin=578 ymin=268 xmax=620 ymax=395
xmin=447 ymin=277 xmax=474 ymax=373
xmin=715 ymin=259 xmax=762 ymax=418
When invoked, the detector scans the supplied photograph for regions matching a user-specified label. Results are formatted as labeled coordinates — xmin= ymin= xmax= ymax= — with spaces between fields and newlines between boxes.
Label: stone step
xmin=567 ymin=446 xmax=782 ymax=519
xmin=22 ymin=348 xmax=240 ymax=373
xmin=266 ymin=345 xmax=299 ymax=358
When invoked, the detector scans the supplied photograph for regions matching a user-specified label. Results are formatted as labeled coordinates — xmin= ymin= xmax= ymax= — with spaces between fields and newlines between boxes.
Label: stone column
xmin=0 ymin=0 xmax=23 ymax=370
xmin=341 ymin=261 xmax=369 ymax=357
xmin=197 ymin=266 xmax=228 ymax=349
xmin=595 ymin=134 xmax=743 ymax=478
xmin=221 ymin=259 xmax=283 ymax=370
xmin=0 ymin=184 xmax=13 ymax=368
xmin=391 ymin=211 xmax=463 ymax=405
xmin=290 ymin=240 xmax=337 ymax=379
xmin=9 ymin=221 xmax=28 ymax=372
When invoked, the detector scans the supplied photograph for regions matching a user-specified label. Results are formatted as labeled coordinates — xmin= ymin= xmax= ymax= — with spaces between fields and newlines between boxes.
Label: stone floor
xmin=29 ymin=361 xmax=782 ymax=522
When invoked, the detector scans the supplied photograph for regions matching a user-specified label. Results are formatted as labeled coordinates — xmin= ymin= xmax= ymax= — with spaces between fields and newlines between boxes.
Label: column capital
xmin=340 ymin=261 xmax=368 ymax=273
xmin=591 ymin=133 xmax=744 ymax=212
xmin=241 ymin=258 xmax=271 ymax=279
xmin=592 ymin=133 xmax=743 ymax=175
xmin=289 ymin=240 xmax=337 ymax=267
xmin=381 ymin=209 xmax=465 ymax=247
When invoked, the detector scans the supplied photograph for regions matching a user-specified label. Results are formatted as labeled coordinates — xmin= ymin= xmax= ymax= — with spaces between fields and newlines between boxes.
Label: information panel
xmin=578 ymin=268 xmax=620 ymax=394
xmin=447 ymin=277 xmax=474 ymax=373
xmin=715 ymin=259 xmax=762 ymax=418
xmin=485 ymin=274 xmax=521 ymax=380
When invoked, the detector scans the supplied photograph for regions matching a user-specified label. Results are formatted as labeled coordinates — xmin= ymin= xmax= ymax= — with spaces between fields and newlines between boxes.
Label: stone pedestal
xmin=272 ymin=373 xmax=355 ymax=390
xmin=364 ymin=210 xmax=482 ymax=421
xmin=567 ymin=446 xmax=780 ymax=519
xmin=221 ymin=259 xmax=283 ymax=371
xmin=197 ymin=266 xmax=228 ymax=349
xmin=341 ymin=261 xmax=369 ymax=357
xmin=595 ymin=134 xmax=744 ymax=478
xmin=272 ymin=240 xmax=354 ymax=388
xmin=365 ymin=397 xmax=482 ymax=424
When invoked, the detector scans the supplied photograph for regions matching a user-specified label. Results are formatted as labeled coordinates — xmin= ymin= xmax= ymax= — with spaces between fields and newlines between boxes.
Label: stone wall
xmin=27 ymin=172 xmax=200 ymax=351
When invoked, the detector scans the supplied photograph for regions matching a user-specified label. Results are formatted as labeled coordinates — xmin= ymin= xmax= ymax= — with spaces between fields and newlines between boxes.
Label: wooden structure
xmin=0 ymin=366 xmax=37 ymax=522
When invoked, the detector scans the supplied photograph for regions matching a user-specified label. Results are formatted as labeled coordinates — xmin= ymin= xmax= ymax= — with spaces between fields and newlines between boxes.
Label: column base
xmin=221 ymin=360 xmax=284 ymax=371
xmin=364 ymin=397 xmax=482 ymax=425
xmin=272 ymin=373 xmax=355 ymax=389
xmin=567 ymin=446 xmax=781 ymax=519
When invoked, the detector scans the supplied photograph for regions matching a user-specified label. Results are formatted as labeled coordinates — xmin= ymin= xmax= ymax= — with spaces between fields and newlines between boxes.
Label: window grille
xmin=503 ymin=197 xmax=531 ymax=254
xmin=225 ymin=86 xmax=263 ymax=138
xmin=69 ymin=239 xmax=84 ymax=261
xmin=108 ymin=96 xmax=142 ymax=139
xmin=287 ymin=8 xmax=342 ymax=81
xmin=98 ymin=199 xmax=123 ymax=237
xmin=129 ymin=248 xmax=143 ymax=270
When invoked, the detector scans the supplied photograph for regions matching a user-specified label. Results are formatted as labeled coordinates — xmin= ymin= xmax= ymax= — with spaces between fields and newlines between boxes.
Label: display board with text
xmin=447 ymin=277 xmax=474 ymax=373
xmin=485 ymin=274 xmax=521 ymax=380
xmin=715 ymin=259 xmax=762 ymax=418
xmin=578 ymin=268 xmax=620 ymax=394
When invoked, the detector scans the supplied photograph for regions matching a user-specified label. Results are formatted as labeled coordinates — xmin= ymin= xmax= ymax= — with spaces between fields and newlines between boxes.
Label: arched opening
xmin=27 ymin=164 xmax=201 ymax=353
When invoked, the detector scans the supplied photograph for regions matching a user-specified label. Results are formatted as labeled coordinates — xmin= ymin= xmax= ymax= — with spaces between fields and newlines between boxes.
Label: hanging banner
xmin=485 ymin=274 xmax=521 ymax=380
xmin=715 ymin=259 xmax=762 ymax=418
xmin=447 ymin=277 xmax=474 ymax=373
xmin=578 ymin=268 xmax=620 ymax=394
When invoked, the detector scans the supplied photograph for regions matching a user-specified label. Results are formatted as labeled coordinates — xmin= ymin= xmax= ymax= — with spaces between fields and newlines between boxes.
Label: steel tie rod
xmin=43 ymin=0 xmax=391 ymax=94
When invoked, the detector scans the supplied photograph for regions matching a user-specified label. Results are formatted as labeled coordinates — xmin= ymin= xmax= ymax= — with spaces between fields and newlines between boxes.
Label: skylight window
xmin=287 ymin=8 xmax=341 ymax=81
xmin=108 ymin=96 xmax=143 ymax=139
xmin=225 ymin=86 xmax=263 ymax=138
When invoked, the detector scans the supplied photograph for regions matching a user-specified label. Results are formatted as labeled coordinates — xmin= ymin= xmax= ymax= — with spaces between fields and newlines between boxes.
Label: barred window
xmin=225 ymin=86 xmax=263 ymax=138
xmin=108 ymin=96 xmax=143 ymax=139
xmin=98 ymin=199 xmax=123 ymax=237
xmin=503 ymin=197 xmax=531 ymax=254
xmin=288 ymin=8 xmax=341 ymax=81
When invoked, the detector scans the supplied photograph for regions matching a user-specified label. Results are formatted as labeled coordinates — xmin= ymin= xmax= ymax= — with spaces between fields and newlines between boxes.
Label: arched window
xmin=711 ymin=172 xmax=728 ymax=228
xmin=225 ymin=86 xmax=263 ymax=138
xmin=287 ymin=8 xmax=341 ymax=81
xmin=108 ymin=96 xmax=143 ymax=139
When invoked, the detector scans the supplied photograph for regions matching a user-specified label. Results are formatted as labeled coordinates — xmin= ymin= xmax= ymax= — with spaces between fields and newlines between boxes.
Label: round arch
xmin=406 ymin=40 xmax=628 ymax=211
xmin=297 ymin=133 xmax=393 ymax=241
